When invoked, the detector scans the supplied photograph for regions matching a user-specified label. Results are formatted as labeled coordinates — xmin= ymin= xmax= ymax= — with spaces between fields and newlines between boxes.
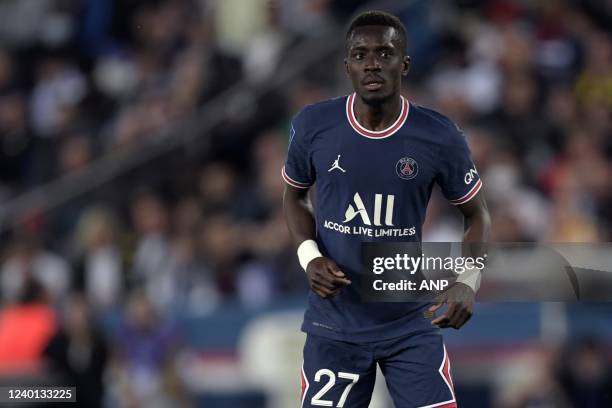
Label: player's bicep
xmin=283 ymin=183 xmax=310 ymax=205
xmin=283 ymin=183 xmax=316 ymax=247
xmin=455 ymin=190 xmax=487 ymax=218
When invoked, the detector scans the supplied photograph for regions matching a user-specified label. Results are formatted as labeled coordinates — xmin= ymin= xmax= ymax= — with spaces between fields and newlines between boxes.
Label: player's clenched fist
xmin=306 ymin=257 xmax=352 ymax=298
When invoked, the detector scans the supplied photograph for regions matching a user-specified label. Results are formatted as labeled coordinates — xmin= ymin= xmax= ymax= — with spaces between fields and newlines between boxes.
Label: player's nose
xmin=364 ymin=55 xmax=381 ymax=71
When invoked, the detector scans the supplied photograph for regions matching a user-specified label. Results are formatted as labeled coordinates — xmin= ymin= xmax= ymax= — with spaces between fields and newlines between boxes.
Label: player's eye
xmin=380 ymin=50 xmax=390 ymax=58
xmin=353 ymin=53 xmax=364 ymax=60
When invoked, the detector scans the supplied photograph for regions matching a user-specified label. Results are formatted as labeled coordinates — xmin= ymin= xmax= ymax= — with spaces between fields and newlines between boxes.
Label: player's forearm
xmin=459 ymin=193 xmax=490 ymax=259
xmin=463 ymin=207 xmax=490 ymax=240
xmin=452 ymin=194 xmax=489 ymax=293
xmin=463 ymin=210 xmax=490 ymax=258
xmin=283 ymin=186 xmax=317 ymax=250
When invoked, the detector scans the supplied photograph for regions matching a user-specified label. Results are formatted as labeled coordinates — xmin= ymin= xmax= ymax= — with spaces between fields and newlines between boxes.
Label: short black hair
xmin=346 ymin=10 xmax=407 ymax=52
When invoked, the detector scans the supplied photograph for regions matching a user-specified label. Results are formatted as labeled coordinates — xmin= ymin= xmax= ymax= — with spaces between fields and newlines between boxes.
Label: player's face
xmin=345 ymin=26 xmax=410 ymax=105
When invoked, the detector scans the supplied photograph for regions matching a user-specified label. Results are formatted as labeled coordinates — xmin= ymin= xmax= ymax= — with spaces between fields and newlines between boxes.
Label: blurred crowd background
xmin=0 ymin=0 xmax=610 ymax=407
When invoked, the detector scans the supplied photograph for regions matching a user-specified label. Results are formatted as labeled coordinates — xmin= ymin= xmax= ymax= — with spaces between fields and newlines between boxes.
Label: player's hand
xmin=428 ymin=282 xmax=475 ymax=329
xmin=306 ymin=257 xmax=352 ymax=299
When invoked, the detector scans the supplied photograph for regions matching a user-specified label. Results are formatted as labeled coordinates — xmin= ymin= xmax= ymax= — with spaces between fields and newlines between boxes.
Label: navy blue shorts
xmin=300 ymin=331 xmax=456 ymax=408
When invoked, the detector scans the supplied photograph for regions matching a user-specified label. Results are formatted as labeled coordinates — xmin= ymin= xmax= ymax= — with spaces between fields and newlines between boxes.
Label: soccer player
xmin=282 ymin=10 xmax=490 ymax=408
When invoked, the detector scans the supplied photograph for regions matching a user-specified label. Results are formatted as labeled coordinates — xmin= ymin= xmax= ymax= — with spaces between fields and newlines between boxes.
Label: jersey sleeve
xmin=436 ymin=127 xmax=482 ymax=205
xmin=282 ymin=110 xmax=315 ymax=189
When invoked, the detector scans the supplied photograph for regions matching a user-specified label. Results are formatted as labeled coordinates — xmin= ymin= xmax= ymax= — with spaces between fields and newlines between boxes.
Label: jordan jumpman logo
xmin=328 ymin=155 xmax=346 ymax=173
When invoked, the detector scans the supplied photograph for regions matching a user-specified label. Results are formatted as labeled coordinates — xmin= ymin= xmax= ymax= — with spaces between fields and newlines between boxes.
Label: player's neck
xmin=354 ymin=92 xmax=402 ymax=132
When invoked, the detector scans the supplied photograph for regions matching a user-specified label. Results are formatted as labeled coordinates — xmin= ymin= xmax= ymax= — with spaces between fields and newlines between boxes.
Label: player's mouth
xmin=363 ymin=76 xmax=384 ymax=91
xmin=361 ymin=75 xmax=385 ymax=91
xmin=364 ymin=82 xmax=383 ymax=91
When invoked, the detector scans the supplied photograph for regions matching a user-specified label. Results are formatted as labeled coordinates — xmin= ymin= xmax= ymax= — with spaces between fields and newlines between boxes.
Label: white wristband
xmin=297 ymin=239 xmax=323 ymax=271
xmin=455 ymin=267 xmax=482 ymax=293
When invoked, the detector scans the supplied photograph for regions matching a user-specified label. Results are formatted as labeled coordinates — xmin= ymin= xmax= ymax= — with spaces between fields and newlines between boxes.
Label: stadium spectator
xmin=109 ymin=288 xmax=182 ymax=407
xmin=71 ymin=206 xmax=124 ymax=310
xmin=558 ymin=338 xmax=612 ymax=408
xmin=0 ymin=278 xmax=57 ymax=374
xmin=1 ymin=233 xmax=70 ymax=305
xmin=130 ymin=190 xmax=172 ymax=303
xmin=44 ymin=293 xmax=108 ymax=408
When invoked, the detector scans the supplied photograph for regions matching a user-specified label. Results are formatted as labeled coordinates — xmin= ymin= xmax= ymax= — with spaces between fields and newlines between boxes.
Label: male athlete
xmin=282 ymin=11 xmax=490 ymax=408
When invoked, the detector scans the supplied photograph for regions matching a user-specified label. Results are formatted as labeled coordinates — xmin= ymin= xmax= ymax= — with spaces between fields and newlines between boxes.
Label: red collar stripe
xmin=346 ymin=92 xmax=409 ymax=139
xmin=282 ymin=166 xmax=310 ymax=189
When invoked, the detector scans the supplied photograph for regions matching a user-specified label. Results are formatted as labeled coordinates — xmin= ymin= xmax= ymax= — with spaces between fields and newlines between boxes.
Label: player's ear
xmin=344 ymin=57 xmax=349 ymax=76
xmin=402 ymin=55 xmax=411 ymax=76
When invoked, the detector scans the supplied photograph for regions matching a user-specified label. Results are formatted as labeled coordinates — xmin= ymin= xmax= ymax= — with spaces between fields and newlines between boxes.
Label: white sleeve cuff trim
xmin=281 ymin=166 xmax=311 ymax=189
xmin=449 ymin=179 xmax=482 ymax=205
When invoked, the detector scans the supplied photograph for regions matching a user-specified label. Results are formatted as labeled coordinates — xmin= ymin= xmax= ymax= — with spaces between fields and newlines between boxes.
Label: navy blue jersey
xmin=283 ymin=93 xmax=482 ymax=342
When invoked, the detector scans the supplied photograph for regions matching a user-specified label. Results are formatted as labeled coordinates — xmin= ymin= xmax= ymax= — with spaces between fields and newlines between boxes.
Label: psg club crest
xmin=396 ymin=157 xmax=418 ymax=180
